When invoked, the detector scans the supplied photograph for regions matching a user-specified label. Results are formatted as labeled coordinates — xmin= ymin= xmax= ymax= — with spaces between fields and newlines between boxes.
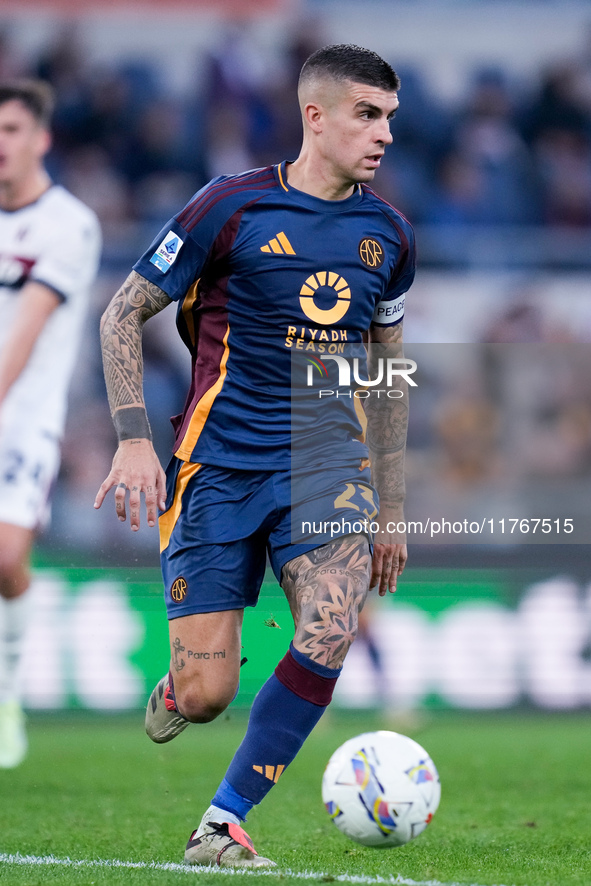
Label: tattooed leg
xmin=210 ymin=538 xmax=371 ymax=821
xmin=166 ymin=609 xmax=244 ymax=723
xmin=281 ymin=533 xmax=372 ymax=669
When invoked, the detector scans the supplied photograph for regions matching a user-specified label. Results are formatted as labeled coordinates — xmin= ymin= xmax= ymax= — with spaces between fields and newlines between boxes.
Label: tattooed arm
xmin=94 ymin=271 xmax=172 ymax=530
xmin=365 ymin=320 xmax=408 ymax=593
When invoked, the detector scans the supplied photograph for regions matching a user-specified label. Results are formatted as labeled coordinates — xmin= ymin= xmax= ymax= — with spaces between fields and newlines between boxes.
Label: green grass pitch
xmin=0 ymin=710 xmax=590 ymax=886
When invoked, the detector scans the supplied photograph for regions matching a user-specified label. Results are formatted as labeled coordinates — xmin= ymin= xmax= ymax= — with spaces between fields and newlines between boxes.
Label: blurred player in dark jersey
xmin=96 ymin=44 xmax=414 ymax=867
xmin=0 ymin=80 xmax=100 ymax=768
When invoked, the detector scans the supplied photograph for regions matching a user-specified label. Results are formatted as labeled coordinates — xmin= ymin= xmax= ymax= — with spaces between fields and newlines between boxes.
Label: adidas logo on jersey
xmin=260 ymin=232 xmax=295 ymax=255
xmin=252 ymin=764 xmax=285 ymax=782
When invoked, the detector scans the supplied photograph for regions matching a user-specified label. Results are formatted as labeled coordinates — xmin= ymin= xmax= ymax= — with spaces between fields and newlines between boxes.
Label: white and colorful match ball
xmin=322 ymin=730 xmax=440 ymax=848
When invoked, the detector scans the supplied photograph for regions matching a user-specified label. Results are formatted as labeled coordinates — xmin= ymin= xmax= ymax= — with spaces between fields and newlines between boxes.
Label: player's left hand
xmin=370 ymin=542 xmax=407 ymax=596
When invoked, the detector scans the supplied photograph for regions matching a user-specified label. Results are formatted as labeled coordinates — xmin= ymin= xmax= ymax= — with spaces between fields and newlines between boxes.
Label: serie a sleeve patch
xmin=150 ymin=230 xmax=185 ymax=273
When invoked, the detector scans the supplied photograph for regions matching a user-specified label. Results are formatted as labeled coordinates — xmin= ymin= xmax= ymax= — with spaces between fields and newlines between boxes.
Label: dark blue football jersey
xmin=134 ymin=161 xmax=415 ymax=469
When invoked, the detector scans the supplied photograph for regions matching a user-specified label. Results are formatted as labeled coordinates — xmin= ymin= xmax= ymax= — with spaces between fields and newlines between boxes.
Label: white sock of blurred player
xmin=0 ymin=591 xmax=31 ymax=767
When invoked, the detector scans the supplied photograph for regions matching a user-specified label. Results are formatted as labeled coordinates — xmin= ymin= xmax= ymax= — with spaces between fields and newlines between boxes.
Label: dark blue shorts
xmin=158 ymin=458 xmax=377 ymax=619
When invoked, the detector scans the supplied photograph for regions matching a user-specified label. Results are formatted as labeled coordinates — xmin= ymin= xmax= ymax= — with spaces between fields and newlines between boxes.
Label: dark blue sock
xmin=212 ymin=644 xmax=341 ymax=819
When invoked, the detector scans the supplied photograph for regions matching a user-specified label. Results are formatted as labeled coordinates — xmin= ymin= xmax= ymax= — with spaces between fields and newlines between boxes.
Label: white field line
xmin=0 ymin=851 xmax=518 ymax=886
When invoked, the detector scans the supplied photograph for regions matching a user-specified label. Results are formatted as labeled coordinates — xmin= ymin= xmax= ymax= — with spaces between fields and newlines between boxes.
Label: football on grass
xmin=322 ymin=730 xmax=440 ymax=847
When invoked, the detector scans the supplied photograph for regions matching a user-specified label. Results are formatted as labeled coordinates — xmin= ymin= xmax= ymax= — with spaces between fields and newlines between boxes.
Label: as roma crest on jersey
xmin=358 ymin=238 xmax=384 ymax=269
xmin=171 ymin=577 xmax=188 ymax=603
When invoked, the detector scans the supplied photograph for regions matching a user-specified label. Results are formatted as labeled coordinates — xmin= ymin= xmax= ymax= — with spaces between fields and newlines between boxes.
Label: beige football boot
xmin=184 ymin=821 xmax=276 ymax=868
xmin=145 ymin=674 xmax=189 ymax=743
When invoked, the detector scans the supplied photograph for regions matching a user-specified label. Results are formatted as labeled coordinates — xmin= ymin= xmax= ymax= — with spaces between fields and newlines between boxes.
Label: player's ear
xmin=36 ymin=125 xmax=52 ymax=159
xmin=303 ymin=101 xmax=324 ymax=134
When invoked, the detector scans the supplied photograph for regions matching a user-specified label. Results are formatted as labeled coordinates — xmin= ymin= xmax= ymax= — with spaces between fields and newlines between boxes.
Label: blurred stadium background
xmin=5 ymin=0 xmax=591 ymax=715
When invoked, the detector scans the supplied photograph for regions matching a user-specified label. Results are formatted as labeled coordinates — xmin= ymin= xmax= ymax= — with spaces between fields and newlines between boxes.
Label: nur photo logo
xmin=305 ymin=354 xmax=417 ymax=399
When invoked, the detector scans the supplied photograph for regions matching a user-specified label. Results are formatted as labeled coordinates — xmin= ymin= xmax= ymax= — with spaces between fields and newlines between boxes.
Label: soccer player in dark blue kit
xmin=95 ymin=44 xmax=415 ymax=867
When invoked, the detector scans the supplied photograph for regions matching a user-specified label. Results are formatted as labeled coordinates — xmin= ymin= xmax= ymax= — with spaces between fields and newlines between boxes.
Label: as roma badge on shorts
xmin=359 ymin=237 xmax=385 ymax=269
xmin=171 ymin=577 xmax=188 ymax=603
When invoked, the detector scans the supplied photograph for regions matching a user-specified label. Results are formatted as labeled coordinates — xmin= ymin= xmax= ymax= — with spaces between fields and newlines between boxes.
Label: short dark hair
xmin=0 ymin=79 xmax=55 ymax=127
xmin=299 ymin=44 xmax=400 ymax=93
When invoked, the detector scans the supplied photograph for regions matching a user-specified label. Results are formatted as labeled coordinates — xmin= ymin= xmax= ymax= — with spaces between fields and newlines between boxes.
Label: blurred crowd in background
xmin=5 ymin=19 xmax=591 ymax=237
xmin=1 ymin=13 xmax=591 ymax=563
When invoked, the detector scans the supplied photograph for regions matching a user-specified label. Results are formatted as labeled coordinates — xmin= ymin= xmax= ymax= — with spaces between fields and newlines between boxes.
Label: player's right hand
xmin=94 ymin=438 xmax=167 ymax=531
